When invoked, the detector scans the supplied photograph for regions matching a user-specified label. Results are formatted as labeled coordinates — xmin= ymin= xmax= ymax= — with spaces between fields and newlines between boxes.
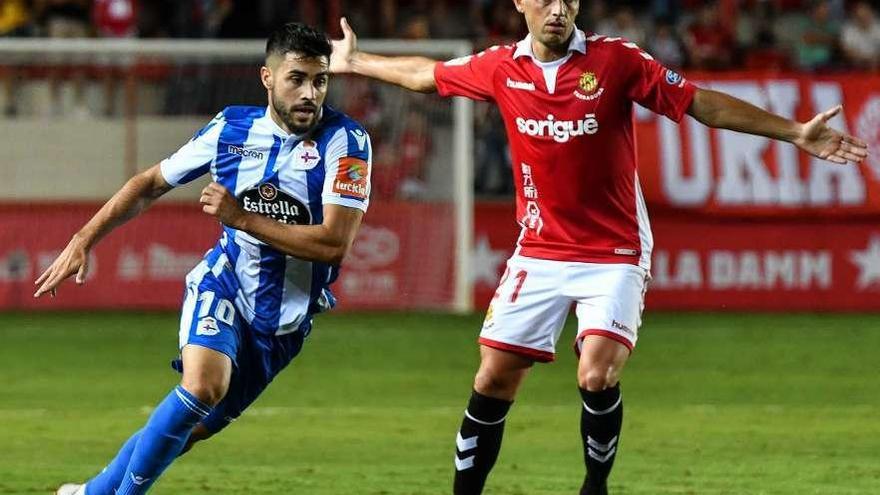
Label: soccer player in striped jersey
xmin=35 ymin=23 xmax=373 ymax=495
xmin=330 ymin=1 xmax=868 ymax=493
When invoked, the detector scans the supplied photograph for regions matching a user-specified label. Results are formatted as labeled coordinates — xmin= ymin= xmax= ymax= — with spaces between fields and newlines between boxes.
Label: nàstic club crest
xmin=575 ymin=71 xmax=604 ymax=101
xmin=578 ymin=72 xmax=598 ymax=94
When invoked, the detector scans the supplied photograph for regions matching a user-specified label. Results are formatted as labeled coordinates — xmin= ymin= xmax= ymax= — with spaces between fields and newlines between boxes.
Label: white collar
xmin=513 ymin=28 xmax=587 ymax=60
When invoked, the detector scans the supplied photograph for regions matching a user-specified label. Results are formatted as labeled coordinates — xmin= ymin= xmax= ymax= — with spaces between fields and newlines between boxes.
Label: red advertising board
xmin=1 ymin=202 xmax=878 ymax=312
xmin=635 ymin=72 xmax=880 ymax=217
xmin=0 ymin=202 xmax=454 ymax=311
xmin=471 ymin=203 xmax=880 ymax=312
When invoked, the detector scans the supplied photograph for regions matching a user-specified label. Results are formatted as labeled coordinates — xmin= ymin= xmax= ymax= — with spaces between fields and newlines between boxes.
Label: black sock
xmin=579 ymin=384 xmax=623 ymax=495
xmin=453 ymin=390 xmax=512 ymax=495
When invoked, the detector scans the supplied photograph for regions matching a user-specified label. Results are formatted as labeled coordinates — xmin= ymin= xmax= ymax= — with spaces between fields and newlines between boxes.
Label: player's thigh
xmin=178 ymin=280 xmax=241 ymax=405
xmin=201 ymin=330 xmax=306 ymax=434
xmin=480 ymin=255 xmax=573 ymax=363
xmin=570 ymin=263 xmax=649 ymax=358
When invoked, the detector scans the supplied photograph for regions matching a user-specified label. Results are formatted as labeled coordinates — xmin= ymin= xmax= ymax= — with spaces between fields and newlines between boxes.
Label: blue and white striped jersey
xmin=160 ymin=105 xmax=372 ymax=336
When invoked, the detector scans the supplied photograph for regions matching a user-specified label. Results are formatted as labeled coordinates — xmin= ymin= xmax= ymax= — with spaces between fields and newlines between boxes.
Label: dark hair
xmin=266 ymin=22 xmax=332 ymax=61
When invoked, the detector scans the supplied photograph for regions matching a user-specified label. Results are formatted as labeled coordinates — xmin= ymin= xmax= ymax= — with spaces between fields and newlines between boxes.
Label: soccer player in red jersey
xmin=330 ymin=2 xmax=868 ymax=493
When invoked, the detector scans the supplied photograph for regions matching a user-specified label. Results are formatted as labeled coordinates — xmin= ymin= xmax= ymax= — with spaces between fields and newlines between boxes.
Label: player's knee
xmin=180 ymin=378 xmax=228 ymax=407
xmin=473 ymin=368 xmax=520 ymax=398
xmin=577 ymin=365 xmax=619 ymax=392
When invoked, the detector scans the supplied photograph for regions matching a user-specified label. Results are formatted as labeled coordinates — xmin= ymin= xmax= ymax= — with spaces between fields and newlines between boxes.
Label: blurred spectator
xmin=788 ymin=0 xmax=840 ymax=71
xmin=0 ymin=0 xmax=31 ymax=36
xmin=736 ymin=0 xmax=789 ymax=69
xmin=35 ymin=0 xmax=90 ymax=117
xmin=648 ymin=19 xmax=685 ymax=68
xmin=596 ymin=5 xmax=646 ymax=46
xmin=93 ymin=0 xmax=138 ymax=116
xmin=428 ymin=0 xmax=472 ymax=39
xmin=840 ymin=1 xmax=880 ymax=71
xmin=93 ymin=0 xmax=136 ymax=38
xmin=474 ymin=102 xmax=512 ymax=196
xmin=650 ymin=0 xmax=681 ymax=25
xmin=400 ymin=13 xmax=430 ymax=39
xmin=684 ymin=2 xmax=734 ymax=69
xmin=35 ymin=0 xmax=89 ymax=37
xmin=0 ymin=0 xmax=31 ymax=117
xmin=580 ymin=0 xmax=608 ymax=33
xmin=736 ymin=0 xmax=779 ymax=50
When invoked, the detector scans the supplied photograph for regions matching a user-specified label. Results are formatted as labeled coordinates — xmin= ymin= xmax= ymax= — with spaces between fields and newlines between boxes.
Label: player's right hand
xmin=33 ymin=234 xmax=91 ymax=298
xmin=330 ymin=17 xmax=358 ymax=74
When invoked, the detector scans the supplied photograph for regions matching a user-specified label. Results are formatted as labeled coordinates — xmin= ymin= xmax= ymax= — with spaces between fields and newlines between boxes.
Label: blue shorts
xmin=175 ymin=267 xmax=305 ymax=433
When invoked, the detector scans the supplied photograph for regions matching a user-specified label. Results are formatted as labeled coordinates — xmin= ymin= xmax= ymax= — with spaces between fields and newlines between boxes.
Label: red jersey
xmin=435 ymin=30 xmax=696 ymax=269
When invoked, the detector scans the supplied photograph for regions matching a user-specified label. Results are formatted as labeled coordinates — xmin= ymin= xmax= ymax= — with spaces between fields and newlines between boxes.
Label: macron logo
xmin=228 ymin=145 xmax=264 ymax=160
xmin=506 ymin=78 xmax=535 ymax=91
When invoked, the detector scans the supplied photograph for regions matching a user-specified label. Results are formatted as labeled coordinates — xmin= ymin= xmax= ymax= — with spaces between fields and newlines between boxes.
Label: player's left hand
xmin=200 ymin=182 xmax=246 ymax=228
xmin=794 ymin=105 xmax=869 ymax=164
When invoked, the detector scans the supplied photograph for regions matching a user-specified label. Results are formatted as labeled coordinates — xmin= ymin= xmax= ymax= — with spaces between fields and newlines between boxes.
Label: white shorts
xmin=479 ymin=255 xmax=650 ymax=362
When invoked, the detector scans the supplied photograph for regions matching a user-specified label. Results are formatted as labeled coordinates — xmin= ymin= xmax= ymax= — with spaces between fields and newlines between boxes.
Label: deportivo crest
xmin=240 ymin=183 xmax=312 ymax=225
xmin=578 ymin=72 xmax=598 ymax=94
xmin=293 ymin=140 xmax=321 ymax=169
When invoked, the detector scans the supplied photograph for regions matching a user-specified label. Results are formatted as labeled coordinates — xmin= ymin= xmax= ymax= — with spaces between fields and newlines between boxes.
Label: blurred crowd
xmin=2 ymin=0 xmax=880 ymax=72
xmin=2 ymin=0 xmax=880 ymax=197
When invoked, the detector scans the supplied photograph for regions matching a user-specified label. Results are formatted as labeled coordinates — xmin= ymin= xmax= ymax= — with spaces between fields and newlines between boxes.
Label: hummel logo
xmin=611 ymin=320 xmax=633 ymax=335
xmin=454 ymin=454 xmax=475 ymax=471
xmin=130 ymin=473 xmax=151 ymax=486
xmin=350 ymin=129 xmax=367 ymax=151
xmin=506 ymin=78 xmax=535 ymax=91
xmin=456 ymin=432 xmax=478 ymax=452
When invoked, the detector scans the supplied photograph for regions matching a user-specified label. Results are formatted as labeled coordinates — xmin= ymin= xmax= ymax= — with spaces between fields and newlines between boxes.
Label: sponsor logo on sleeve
xmin=665 ymin=69 xmax=683 ymax=86
xmin=332 ymin=157 xmax=369 ymax=200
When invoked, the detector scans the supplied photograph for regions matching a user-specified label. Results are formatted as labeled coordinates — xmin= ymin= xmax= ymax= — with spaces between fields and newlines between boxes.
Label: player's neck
xmin=268 ymin=106 xmax=294 ymax=136
xmin=530 ymin=37 xmax=570 ymax=63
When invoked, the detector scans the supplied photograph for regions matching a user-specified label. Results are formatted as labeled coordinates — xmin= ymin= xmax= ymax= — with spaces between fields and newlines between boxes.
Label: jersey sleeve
xmin=434 ymin=47 xmax=505 ymax=101
xmin=159 ymin=112 xmax=224 ymax=187
xmin=322 ymin=124 xmax=372 ymax=212
xmin=622 ymin=44 xmax=696 ymax=122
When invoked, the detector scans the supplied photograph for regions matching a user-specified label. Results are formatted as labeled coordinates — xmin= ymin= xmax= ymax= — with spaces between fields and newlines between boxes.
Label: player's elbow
xmin=406 ymin=70 xmax=437 ymax=94
xmin=321 ymin=240 xmax=351 ymax=265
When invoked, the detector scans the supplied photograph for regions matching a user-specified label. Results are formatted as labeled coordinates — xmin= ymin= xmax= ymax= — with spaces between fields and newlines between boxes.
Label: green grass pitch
xmin=1 ymin=311 xmax=879 ymax=494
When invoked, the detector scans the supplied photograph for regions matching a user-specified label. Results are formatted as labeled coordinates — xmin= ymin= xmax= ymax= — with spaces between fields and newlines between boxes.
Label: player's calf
xmin=576 ymin=336 xmax=629 ymax=495
xmin=453 ymin=347 xmax=532 ymax=494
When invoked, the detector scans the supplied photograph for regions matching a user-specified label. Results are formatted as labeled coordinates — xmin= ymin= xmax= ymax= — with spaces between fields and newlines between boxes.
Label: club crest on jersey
xmin=293 ymin=140 xmax=321 ymax=169
xmin=195 ymin=317 xmax=220 ymax=336
xmin=665 ymin=69 xmax=683 ymax=86
xmin=332 ymin=157 xmax=369 ymax=200
xmin=259 ymin=183 xmax=278 ymax=201
xmin=240 ymin=183 xmax=312 ymax=225
xmin=574 ymin=71 xmax=604 ymax=101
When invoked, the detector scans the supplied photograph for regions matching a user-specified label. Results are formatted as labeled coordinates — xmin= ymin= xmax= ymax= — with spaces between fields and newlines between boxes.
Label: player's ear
xmin=512 ymin=0 xmax=524 ymax=13
xmin=260 ymin=66 xmax=273 ymax=90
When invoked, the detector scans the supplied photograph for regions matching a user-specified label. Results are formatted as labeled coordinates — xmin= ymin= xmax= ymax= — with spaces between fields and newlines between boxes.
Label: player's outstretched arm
xmin=687 ymin=88 xmax=869 ymax=164
xmin=33 ymin=165 xmax=173 ymax=298
xmin=199 ymin=182 xmax=362 ymax=264
xmin=330 ymin=17 xmax=438 ymax=93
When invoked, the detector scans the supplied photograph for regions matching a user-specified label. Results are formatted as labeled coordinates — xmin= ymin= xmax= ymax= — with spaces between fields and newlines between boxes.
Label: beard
xmin=271 ymin=92 xmax=319 ymax=135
